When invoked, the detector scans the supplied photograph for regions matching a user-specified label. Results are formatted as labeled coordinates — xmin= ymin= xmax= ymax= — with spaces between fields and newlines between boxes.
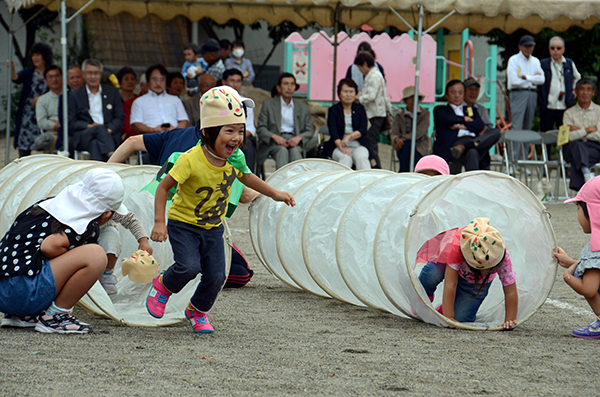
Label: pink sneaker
xmin=146 ymin=274 xmax=171 ymax=318
xmin=185 ymin=306 xmax=214 ymax=333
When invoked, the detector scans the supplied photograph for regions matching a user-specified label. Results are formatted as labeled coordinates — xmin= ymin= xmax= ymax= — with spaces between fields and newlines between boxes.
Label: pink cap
xmin=565 ymin=176 xmax=600 ymax=251
xmin=414 ymin=155 xmax=450 ymax=176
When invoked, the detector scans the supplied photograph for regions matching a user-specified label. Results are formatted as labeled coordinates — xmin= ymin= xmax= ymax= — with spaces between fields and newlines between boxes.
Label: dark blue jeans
xmin=418 ymin=262 xmax=490 ymax=322
xmin=396 ymin=139 xmax=422 ymax=172
xmin=162 ymin=220 xmax=227 ymax=312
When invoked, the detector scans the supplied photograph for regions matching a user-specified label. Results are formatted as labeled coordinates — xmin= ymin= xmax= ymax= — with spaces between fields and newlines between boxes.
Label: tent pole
xmin=409 ymin=4 xmax=424 ymax=172
xmin=5 ymin=13 xmax=14 ymax=166
xmin=332 ymin=4 xmax=340 ymax=103
xmin=61 ymin=0 xmax=69 ymax=154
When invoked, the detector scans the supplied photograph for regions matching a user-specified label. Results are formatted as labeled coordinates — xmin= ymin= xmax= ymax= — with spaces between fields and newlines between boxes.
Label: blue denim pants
xmin=162 ymin=220 xmax=227 ymax=312
xmin=418 ymin=262 xmax=490 ymax=322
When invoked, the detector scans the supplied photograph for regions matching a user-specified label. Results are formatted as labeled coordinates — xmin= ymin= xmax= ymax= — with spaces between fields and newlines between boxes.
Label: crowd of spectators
xmin=7 ymin=34 xmax=592 ymax=183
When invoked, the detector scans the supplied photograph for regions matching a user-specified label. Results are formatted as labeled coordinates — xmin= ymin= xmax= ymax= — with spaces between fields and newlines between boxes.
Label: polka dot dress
xmin=0 ymin=201 xmax=99 ymax=278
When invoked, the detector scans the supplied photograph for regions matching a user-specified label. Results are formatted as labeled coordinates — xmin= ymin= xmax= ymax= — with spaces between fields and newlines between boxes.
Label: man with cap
xmin=391 ymin=86 xmax=431 ymax=172
xmin=256 ymin=72 xmax=315 ymax=170
xmin=462 ymin=77 xmax=502 ymax=170
xmin=203 ymin=38 xmax=226 ymax=82
xmin=506 ymin=35 xmax=545 ymax=161
xmin=539 ymin=36 xmax=581 ymax=134
xmin=561 ymin=78 xmax=600 ymax=191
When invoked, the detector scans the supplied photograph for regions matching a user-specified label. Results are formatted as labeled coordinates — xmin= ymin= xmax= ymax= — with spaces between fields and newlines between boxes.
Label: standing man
xmin=507 ymin=35 xmax=545 ymax=160
xmin=68 ymin=59 xmax=124 ymax=161
xmin=539 ymin=37 xmax=581 ymax=133
xmin=562 ymin=78 xmax=600 ymax=191
xmin=130 ymin=64 xmax=188 ymax=134
xmin=257 ymin=73 xmax=314 ymax=170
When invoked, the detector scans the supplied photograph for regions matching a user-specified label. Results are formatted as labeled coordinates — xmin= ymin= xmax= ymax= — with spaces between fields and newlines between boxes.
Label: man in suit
xmin=68 ymin=59 xmax=124 ymax=161
xmin=433 ymin=80 xmax=495 ymax=173
xmin=256 ymin=73 xmax=315 ymax=170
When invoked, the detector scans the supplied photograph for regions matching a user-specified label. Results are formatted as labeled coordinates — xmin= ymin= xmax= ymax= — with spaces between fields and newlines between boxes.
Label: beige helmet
xmin=459 ymin=218 xmax=506 ymax=270
xmin=121 ymin=250 xmax=160 ymax=283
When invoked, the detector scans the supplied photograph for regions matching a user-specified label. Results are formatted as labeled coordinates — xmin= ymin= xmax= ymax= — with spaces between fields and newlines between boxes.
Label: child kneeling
xmin=146 ymin=86 xmax=295 ymax=333
xmin=0 ymin=169 xmax=128 ymax=333
xmin=417 ymin=217 xmax=518 ymax=328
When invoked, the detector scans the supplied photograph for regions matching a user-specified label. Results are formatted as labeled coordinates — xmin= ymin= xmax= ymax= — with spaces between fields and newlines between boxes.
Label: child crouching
xmin=0 ymin=169 xmax=128 ymax=333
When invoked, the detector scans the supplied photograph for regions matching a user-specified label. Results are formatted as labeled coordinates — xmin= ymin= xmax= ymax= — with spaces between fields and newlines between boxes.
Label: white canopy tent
xmin=4 ymin=0 xmax=600 ymax=167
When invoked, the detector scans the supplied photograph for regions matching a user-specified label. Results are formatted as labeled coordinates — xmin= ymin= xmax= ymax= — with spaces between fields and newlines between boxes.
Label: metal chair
xmin=74 ymin=150 xmax=90 ymax=160
xmin=502 ymin=130 xmax=545 ymax=186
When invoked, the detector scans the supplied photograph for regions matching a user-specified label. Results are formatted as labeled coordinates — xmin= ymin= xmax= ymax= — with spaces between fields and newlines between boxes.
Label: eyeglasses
xmin=550 ymin=46 xmax=563 ymax=50
xmin=151 ymin=77 xmax=166 ymax=83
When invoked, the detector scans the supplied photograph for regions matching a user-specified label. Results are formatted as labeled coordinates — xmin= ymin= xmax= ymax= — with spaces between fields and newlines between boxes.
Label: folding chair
xmin=502 ymin=130 xmax=545 ymax=187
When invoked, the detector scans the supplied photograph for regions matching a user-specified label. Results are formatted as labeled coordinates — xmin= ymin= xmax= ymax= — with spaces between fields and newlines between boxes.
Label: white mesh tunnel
xmin=0 ymin=155 xmax=231 ymax=327
xmin=250 ymin=160 xmax=557 ymax=330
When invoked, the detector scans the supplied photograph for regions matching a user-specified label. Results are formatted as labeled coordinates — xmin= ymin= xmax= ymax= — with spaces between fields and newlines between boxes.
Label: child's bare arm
xmin=151 ymin=175 xmax=177 ymax=242
xmin=564 ymin=267 xmax=600 ymax=298
xmin=500 ymin=283 xmax=518 ymax=329
xmin=554 ymin=247 xmax=577 ymax=268
xmin=238 ymin=173 xmax=296 ymax=206
xmin=442 ymin=266 xmax=459 ymax=323
xmin=40 ymin=232 xmax=70 ymax=259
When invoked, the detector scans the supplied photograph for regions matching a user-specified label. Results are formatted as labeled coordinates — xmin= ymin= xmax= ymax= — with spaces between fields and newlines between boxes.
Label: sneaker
xmin=99 ymin=272 xmax=118 ymax=295
xmin=146 ymin=273 xmax=171 ymax=318
xmin=185 ymin=306 xmax=214 ymax=333
xmin=35 ymin=312 xmax=93 ymax=334
xmin=572 ymin=319 xmax=600 ymax=339
xmin=1 ymin=314 xmax=39 ymax=328
xmin=584 ymin=173 xmax=595 ymax=183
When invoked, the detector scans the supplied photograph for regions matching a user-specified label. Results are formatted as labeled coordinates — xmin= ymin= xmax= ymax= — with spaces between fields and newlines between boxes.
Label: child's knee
xmin=84 ymin=244 xmax=109 ymax=269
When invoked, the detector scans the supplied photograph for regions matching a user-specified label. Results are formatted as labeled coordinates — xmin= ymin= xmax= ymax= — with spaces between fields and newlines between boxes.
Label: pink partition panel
xmin=285 ymin=32 xmax=437 ymax=103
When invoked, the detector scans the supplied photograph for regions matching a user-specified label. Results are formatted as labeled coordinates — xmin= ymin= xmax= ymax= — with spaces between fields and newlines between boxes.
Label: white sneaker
xmin=585 ymin=173 xmax=595 ymax=183
xmin=99 ymin=272 xmax=118 ymax=295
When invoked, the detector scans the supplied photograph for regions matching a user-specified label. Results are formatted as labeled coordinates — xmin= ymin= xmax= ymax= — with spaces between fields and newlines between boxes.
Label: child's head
xmin=565 ymin=177 xmax=600 ymax=247
xmin=414 ymin=155 xmax=450 ymax=176
xmin=184 ymin=43 xmax=199 ymax=62
xmin=200 ymin=86 xmax=255 ymax=156
xmin=39 ymin=169 xmax=128 ymax=235
xmin=460 ymin=217 xmax=506 ymax=271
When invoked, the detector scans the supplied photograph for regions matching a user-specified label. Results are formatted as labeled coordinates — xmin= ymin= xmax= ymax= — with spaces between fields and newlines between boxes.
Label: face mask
xmin=232 ymin=49 xmax=244 ymax=58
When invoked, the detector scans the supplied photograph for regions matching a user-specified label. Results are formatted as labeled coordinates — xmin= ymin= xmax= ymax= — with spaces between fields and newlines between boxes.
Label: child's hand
xmin=138 ymin=237 xmax=154 ymax=255
xmin=554 ymin=247 xmax=576 ymax=268
xmin=151 ymin=223 xmax=168 ymax=242
xmin=273 ymin=191 xmax=296 ymax=207
xmin=500 ymin=319 xmax=517 ymax=329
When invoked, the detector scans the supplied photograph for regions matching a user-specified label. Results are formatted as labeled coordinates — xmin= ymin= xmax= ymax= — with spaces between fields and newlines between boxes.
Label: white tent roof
xmin=6 ymin=0 xmax=600 ymax=33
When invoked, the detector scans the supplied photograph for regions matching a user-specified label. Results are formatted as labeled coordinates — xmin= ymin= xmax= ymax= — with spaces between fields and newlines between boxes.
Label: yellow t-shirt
xmin=168 ymin=145 xmax=242 ymax=229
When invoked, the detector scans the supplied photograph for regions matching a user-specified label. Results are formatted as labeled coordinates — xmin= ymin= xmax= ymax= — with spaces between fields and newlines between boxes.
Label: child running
xmin=0 ymin=168 xmax=128 ymax=333
xmin=147 ymin=86 xmax=295 ymax=333
xmin=417 ymin=217 xmax=518 ymax=328
xmin=554 ymin=177 xmax=600 ymax=339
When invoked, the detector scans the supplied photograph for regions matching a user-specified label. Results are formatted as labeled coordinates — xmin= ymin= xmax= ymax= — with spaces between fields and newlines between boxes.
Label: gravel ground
xmin=1 ymin=144 xmax=600 ymax=396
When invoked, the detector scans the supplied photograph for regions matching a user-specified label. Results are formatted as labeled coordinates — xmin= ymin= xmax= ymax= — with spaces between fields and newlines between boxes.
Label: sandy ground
xmin=1 ymin=142 xmax=600 ymax=396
